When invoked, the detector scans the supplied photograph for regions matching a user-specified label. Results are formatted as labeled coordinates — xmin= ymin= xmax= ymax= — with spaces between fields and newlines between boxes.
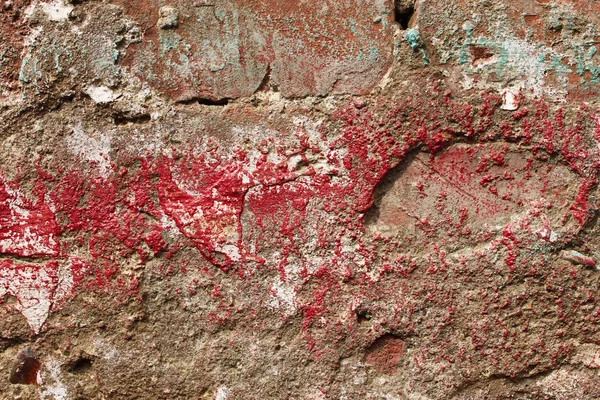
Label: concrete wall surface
xmin=2 ymin=0 xmax=600 ymax=399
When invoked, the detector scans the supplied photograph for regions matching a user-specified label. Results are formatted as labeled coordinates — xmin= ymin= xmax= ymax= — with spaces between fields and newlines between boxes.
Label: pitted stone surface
xmin=2 ymin=1 xmax=600 ymax=399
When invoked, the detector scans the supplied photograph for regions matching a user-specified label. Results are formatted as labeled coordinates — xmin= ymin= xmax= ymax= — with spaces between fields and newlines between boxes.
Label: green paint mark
xmin=420 ymin=49 xmax=430 ymax=66
xmin=405 ymin=28 xmax=422 ymax=50
xmin=404 ymin=28 xmax=429 ymax=66
xmin=19 ymin=57 xmax=30 ymax=83
xmin=159 ymin=32 xmax=182 ymax=53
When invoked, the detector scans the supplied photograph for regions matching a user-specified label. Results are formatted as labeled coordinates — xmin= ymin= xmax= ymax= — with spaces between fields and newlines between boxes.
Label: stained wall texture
xmin=1 ymin=0 xmax=600 ymax=399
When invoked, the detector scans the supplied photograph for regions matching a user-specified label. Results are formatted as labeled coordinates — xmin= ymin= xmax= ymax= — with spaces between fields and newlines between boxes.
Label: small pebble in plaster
xmin=10 ymin=347 xmax=41 ymax=385
xmin=501 ymin=89 xmax=520 ymax=111
xmin=158 ymin=6 xmax=179 ymax=29
xmin=561 ymin=250 xmax=596 ymax=268
xmin=84 ymin=86 xmax=116 ymax=104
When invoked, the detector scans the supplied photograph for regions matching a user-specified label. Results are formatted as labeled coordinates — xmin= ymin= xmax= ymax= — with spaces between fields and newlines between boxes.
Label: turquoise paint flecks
xmin=570 ymin=44 xmax=600 ymax=86
xmin=159 ymin=33 xmax=182 ymax=53
xmin=214 ymin=8 xmax=226 ymax=23
xmin=368 ymin=46 xmax=379 ymax=60
xmin=111 ymin=48 xmax=119 ymax=63
xmin=49 ymin=39 xmax=72 ymax=74
xmin=458 ymin=22 xmax=475 ymax=65
xmin=0 ymin=49 xmax=7 ymax=67
xmin=32 ymin=58 xmax=42 ymax=83
xmin=355 ymin=45 xmax=381 ymax=63
xmin=523 ymin=245 xmax=551 ymax=263
xmin=548 ymin=54 xmax=569 ymax=84
xmin=405 ymin=28 xmax=422 ymax=50
xmin=19 ymin=56 xmax=31 ymax=83
xmin=54 ymin=53 xmax=62 ymax=72
xmin=404 ymin=28 xmax=429 ymax=66
xmin=429 ymin=10 xmax=600 ymax=95
xmin=19 ymin=54 xmax=43 ymax=85
xmin=420 ymin=49 xmax=430 ymax=66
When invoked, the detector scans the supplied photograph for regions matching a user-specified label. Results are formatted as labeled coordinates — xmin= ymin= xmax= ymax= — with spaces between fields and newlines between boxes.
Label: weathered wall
xmin=1 ymin=0 xmax=600 ymax=399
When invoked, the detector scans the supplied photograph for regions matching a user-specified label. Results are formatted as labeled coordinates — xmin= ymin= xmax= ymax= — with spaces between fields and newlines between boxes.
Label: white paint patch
xmin=23 ymin=26 xmax=44 ymax=48
xmin=3 ymin=184 xmax=30 ymax=217
xmin=41 ymin=0 xmax=73 ymax=21
xmin=160 ymin=213 xmax=182 ymax=237
xmin=491 ymin=37 xmax=549 ymax=96
xmin=536 ymin=368 xmax=586 ymax=398
xmin=268 ymin=278 xmax=297 ymax=315
xmin=217 ymin=244 xmax=242 ymax=262
xmin=501 ymin=89 xmax=519 ymax=111
xmin=26 ymin=0 xmax=73 ymax=21
xmin=66 ymin=125 xmax=112 ymax=178
xmin=313 ymin=389 xmax=327 ymax=400
xmin=40 ymin=360 xmax=68 ymax=400
xmin=0 ymin=265 xmax=55 ymax=334
xmin=291 ymin=116 xmax=339 ymax=175
xmin=85 ymin=86 xmax=117 ymax=104
xmin=51 ymin=261 xmax=75 ymax=307
xmin=93 ymin=337 xmax=118 ymax=361
xmin=0 ymin=226 xmax=58 ymax=257
xmin=128 ymin=129 xmax=167 ymax=155
xmin=215 ymin=386 xmax=231 ymax=400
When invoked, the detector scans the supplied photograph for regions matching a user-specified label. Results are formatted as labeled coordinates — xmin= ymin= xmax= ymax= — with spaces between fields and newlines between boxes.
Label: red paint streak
xmin=0 ymin=175 xmax=61 ymax=257
xmin=570 ymin=178 xmax=596 ymax=227
xmin=0 ymin=86 xmax=599 ymax=385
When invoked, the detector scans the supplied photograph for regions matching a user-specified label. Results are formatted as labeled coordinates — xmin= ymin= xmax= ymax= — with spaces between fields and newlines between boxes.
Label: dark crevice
xmin=177 ymin=97 xmax=231 ymax=106
xmin=355 ymin=309 xmax=371 ymax=323
xmin=113 ymin=114 xmax=151 ymax=125
xmin=256 ymin=65 xmax=273 ymax=92
xmin=395 ymin=1 xmax=415 ymax=30
xmin=489 ymin=367 xmax=555 ymax=382
xmin=197 ymin=97 xmax=230 ymax=106
xmin=0 ymin=337 xmax=27 ymax=352
xmin=67 ymin=355 xmax=94 ymax=374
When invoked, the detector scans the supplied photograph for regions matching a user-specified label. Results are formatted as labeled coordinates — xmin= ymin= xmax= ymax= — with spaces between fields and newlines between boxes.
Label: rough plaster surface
xmin=2 ymin=0 xmax=600 ymax=399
